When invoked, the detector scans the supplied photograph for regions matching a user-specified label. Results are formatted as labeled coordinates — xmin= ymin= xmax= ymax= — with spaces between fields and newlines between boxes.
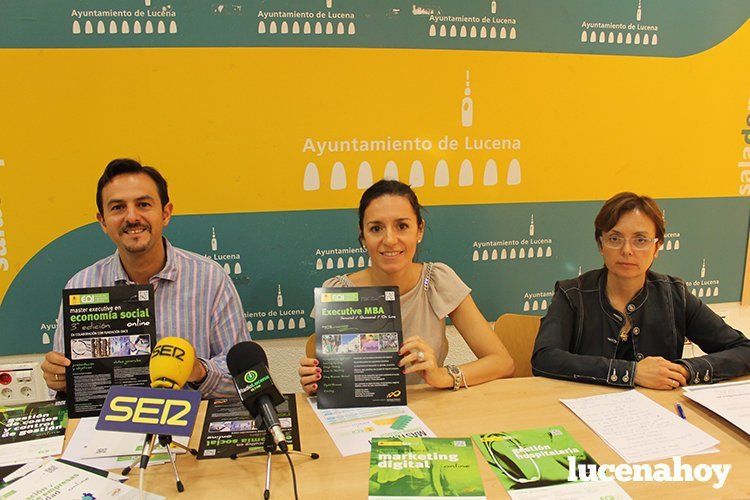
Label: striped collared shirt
xmin=54 ymin=238 xmax=249 ymax=398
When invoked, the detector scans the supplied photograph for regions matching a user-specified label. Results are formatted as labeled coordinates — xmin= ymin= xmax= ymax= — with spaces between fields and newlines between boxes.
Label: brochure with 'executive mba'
xmin=314 ymin=286 xmax=406 ymax=409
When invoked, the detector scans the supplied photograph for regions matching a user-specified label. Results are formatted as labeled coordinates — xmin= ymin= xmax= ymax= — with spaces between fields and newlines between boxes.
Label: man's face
xmin=96 ymin=173 xmax=172 ymax=258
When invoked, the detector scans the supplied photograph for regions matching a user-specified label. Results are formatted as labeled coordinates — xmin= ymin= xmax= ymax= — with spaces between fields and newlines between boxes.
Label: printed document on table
xmin=307 ymin=398 xmax=435 ymax=456
xmin=561 ymin=390 xmax=718 ymax=463
xmin=683 ymin=380 xmax=750 ymax=435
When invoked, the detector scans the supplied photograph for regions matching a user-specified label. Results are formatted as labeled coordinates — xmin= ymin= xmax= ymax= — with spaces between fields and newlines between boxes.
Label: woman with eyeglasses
xmin=532 ymin=192 xmax=750 ymax=390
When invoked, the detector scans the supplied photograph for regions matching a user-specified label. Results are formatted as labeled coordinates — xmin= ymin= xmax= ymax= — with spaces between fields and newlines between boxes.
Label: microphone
xmin=226 ymin=342 xmax=288 ymax=451
xmin=150 ymin=336 xmax=196 ymax=389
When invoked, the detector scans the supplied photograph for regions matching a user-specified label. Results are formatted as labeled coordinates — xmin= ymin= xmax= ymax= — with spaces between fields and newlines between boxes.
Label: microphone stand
xmin=230 ymin=421 xmax=319 ymax=500
xmin=122 ymin=433 xmax=199 ymax=493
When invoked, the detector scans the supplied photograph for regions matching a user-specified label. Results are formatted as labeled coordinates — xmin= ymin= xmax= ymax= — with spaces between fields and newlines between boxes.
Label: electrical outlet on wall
xmin=0 ymin=358 xmax=48 ymax=405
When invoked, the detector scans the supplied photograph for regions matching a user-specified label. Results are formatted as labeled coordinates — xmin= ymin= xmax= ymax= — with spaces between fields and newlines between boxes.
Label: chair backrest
xmin=305 ymin=333 xmax=316 ymax=359
xmin=493 ymin=313 xmax=542 ymax=378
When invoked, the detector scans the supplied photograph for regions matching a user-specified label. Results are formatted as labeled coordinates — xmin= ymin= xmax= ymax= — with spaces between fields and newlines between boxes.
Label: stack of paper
xmin=62 ymin=417 xmax=189 ymax=470
xmin=0 ymin=400 xmax=67 ymax=468
xmin=683 ymin=380 xmax=750 ymax=435
xmin=561 ymin=390 xmax=718 ymax=463
xmin=308 ymin=399 xmax=435 ymax=456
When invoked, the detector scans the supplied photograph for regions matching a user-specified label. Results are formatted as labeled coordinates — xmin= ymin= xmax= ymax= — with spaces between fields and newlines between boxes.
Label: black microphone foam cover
xmin=227 ymin=341 xmax=269 ymax=376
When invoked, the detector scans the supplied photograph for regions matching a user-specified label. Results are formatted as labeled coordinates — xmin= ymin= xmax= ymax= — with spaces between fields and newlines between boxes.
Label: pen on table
xmin=675 ymin=403 xmax=687 ymax=420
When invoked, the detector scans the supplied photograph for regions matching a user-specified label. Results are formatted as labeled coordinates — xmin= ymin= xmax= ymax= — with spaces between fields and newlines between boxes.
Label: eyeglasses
xmin=600 ymin=234 xmax=658 ymax=250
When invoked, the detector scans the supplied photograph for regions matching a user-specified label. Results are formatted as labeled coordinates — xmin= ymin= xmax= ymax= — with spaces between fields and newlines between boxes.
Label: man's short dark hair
xmin=96 ymin=158 xmax=169 ymax=215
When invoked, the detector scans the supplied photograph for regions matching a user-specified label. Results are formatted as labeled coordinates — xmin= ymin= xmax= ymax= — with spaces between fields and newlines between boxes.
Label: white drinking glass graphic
xmin=491 ymin=1 xmax=497 ymax=14
xmin=211 ymin=227 xmax=218 ymax=251
xmin=247 ymin=321 xmax=253 ymax=333
xmin=501 ymin=248 xmax=507 ymax=259
xmin=483 ymin=159 xmax=498 ymax=185
xmin=700 ymin=259 xmax=706 ymax=278
xmin=450 ymin=25 xmax=457 ymax=37
xmin=634 ymin=33 xmax=640 ymax=44
xmin=500 ymin=27 xmax=507 ymax=39
xmin=527 ymin=248 xmax=534 ymax=259
xmin=529 ymin=214 xmax=535 ymax=236
xmin=691 ymin=289 xmax=696 ymax=296
xmin=158 ymin=21 xmax=166 ymax=34
xmin=674 ymin=240 xmax=680 ymax=250
xmin=326 ymin=22 xmax=333 ymax=34
xmin=84 ymin=20 xmax=93 ymax=34
xmin=510 ymin=248 xmax=516 ymax=259
xmin=490 ymin=27 xmax=497 ymax=38
xmin=293 ymin=21 xmax=300 ymax=34
xmin=145 ymin=21 xmax=154 ymax=34
xmin=519 ymin=248 xmax=526 ymax=259
xmin=169 ymin=21 xmax=177 ymax=34
xmin=97 ymin=21 xmax=105 ymax=34
xmin=470 ymin=26 xmax=477 ymax=38
xmin=482 ymin=250 xmax=489 ymax=261
xmin=288 ymin=318 xmax=296 ymax=329
xmin=698 ymin=288 xmax=704 ymax=298
xmin=435 ymin=160 xmax=450 ymax=187
xmin=134 ymin=21 xmax=142 ymax=34
xmin=542 ymin=300 xmax=548 ymax=310
xmin=537 ymin=247 xmax=543 ymax=258
xmin=510 ymin=27 xmax=516 ymax=39
xmin=532 ymin=301 xmax=539 ymax=311
xmin=73 ymin=20 xmax=81 ymax=34
xmin=316 ymin=258 xmax=323 ymax=270
xmin=429 ymin=24 xmax=437 ymax=37
xmin=440 ymin=25 xmax=447 ymax=37
xmin=123 ymin=21 xmax=130 ymax=34
xmin=460 ymin=26 xmax=467 ymax=38
xmin=109 ymin=20 xmax=118 ymax=34
xmin=326 ymin=258 xmax=333 ymax=269
xmin=234 ymin=262 xmax=242 ymax=274
xmin=491 ymin=249 xmax=498 ymax=260
xmin=480 ymin=26 xmax=487 ymax=38
xmin=331 ymin=162 xmax=347 ymax=190
xmin=337 ymin=257 xmax=344 ymax=269
xmin=507 ymin=159 xmax=521 ymax=185
xmin=257 ymin=320 xmax=264 ymax=332
xmin=277 ymin=285 xmax=284 ymax=307
xmin=315 ymin=22 xmax=323 ymax=34
xmin=409 ymin=160 xmax=425 ymax=187
xmin=357 ymin=161 xmax=373 ymax=189
xmin=626 ymin=33 xmax=632 ymax=44
xmin=459 ymin=159 xmax=473 ymax=186
xmin=636 ymin=0 xmax=642 ymax=21
xmin=472 ymin=250 xmax=479 ymax=262
xmin=279 ymin=319 xmax=286 ymax=330
xmin=705 ymin=288 xmax=712 ymax=297
xmin=643 ymin=34 xmax=650 ymax=45
xmin=524 ymin=301 xmax=530 ymax=311
xmin=617 ymin=32 xmax=623 ymax=44
xmin=281 ymin=21 xmax=290 ymax=34
xmin=357 ymin=256 xmax=365 ymax=267
xmin=347 ymin=256 xmax=355 ymax=268
xmin=652 ymin=34 xmax=658 ymax=45
xmin=304 ymin=162 xmax=320 ymax=191
xmin=462 ymin=70 xmax=473 ymax=127
xmin=42 ymin=331 xmax=51 ymax=345
xmin=666 ymin=240 xmax=672 ymax=250
xmin=267 ymin=319 xmax=274 ymax=331
xmin=545 ymin=246 xmax=552 ymax=257
xmin=348 ymin=22 xmax=356 ymax=35
xmin=304 ymin=22 xmax=312 ymax=34
xmin=713 ymin=287 xmax=719 ymax=296
xmin=607 ymin=32 xmax=614 ymax=43
xmin=581 ymin=31 xmax=587 ymax=42
xmin=384 ymin=160 xmax=399 ymax=181
xmin=223 ymin=263 xmax=231 ymax=274
xmin=337 ymin=22 xmax=346 ymax=34
xmin=299 ymin=317 xmax=307 ymax=329
xmin=270 ymin=21 xmax=279 ymax=34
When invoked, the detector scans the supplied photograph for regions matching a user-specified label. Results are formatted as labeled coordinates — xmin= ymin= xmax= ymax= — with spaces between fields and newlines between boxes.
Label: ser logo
xmin=386 ymin=390 xmax=402 ymax=399
xmin=151 ymin=344 xmax=186 ymax=361
xmin=104 ymin=396 xmax=192 ymax=426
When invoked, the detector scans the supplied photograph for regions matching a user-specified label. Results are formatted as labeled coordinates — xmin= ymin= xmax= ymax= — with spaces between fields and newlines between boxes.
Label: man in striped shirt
xmin=41 ymin=159 xmax=249 ymax=398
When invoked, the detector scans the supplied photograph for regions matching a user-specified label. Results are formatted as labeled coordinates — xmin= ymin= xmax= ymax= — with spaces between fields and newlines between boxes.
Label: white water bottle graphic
xmin=636 ymin=0 xmax=642 ymax=21
xmin=211 ymin=227 xmax=218 ymax=251
xmin=277 ymin=285 xmax=284 ymax=307
xmin=462 ymin=70 xmax=473 ymax=127
xmin=529 ymin=214 xmax=535 ymax=236
xmin=491 ymin=1 xmax=497 ymax=14
xmin=700 ymin=259 xmax=706 ymax=278
xmin=326 ymin=0 xmax=332 ymax=7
